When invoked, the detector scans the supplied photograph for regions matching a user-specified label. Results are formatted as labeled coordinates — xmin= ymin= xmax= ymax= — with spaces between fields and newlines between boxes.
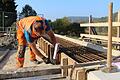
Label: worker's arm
xmin=29 ymin=42 xmax=44 ymax=58
xmin=44 ymin=20 xmax=57 ymax=45
xmin=46 ymin=30 xmax=57 ymax=46
xmin=24 ymin=30 xmax=44 ymax=58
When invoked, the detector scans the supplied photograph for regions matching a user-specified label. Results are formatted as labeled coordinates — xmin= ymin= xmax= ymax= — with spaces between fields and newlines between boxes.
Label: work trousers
xmin=16 ymin=29 xmax=36 ymax=68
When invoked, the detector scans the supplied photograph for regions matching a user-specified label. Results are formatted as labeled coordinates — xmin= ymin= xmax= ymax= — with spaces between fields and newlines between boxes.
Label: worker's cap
xmin=35 ymin=20 xmax=44 ymax=30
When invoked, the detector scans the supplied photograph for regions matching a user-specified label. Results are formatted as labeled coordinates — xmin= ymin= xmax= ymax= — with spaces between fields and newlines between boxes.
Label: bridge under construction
xmin=0 ymin=2 xmax=120 ymax=80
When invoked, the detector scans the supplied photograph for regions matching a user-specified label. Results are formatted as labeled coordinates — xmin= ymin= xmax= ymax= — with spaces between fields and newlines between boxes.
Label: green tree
xmin=67 ymin=23 xmax=85 ymax=37
xmin=0 ymin=0 xmax=17 ymax=27
xmin=0 ymin=1 xmax=3 ymax=11
xmin=52 ymin=17 xmax=70 ymax=34
xmin=3 ymin=0 xmax=17 ymax=12
xmin=20 ymin=4 xmax=37 ymax=18
xmin=51 ymin=17 xmax=85 ymax=37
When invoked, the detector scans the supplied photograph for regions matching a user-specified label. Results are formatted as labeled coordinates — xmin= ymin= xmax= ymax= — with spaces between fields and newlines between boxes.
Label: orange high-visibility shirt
xmin=16 ymin=16 xmax=43 ymax=32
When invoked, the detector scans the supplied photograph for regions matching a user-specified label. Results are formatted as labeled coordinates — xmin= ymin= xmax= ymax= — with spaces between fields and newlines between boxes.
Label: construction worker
xmin=16 ymin=16 xmax=57 ymax=68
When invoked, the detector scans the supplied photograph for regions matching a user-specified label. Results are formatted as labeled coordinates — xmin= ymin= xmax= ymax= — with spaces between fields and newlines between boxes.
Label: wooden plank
xmin=89 ymin=15 xmax=92 ymax=34
xmin=61 ymin=53 xmax=78 ymax=79
xmin=8 ymin=74 xmax=66 ymax=80
xmin=76 ymin=69 xmax=86 ymax=80
xmin=107 ymin=2 xmax=113 ymax=71
xmin=117 ymin=10 xmax=120 ymax=37
xmin=80 ymin=34 xmax=120 ymax=42
xmin=0 ymin=65 xmax=61 ymax=79
xmin=61 ymin=58 xmax=68 ymax=77
xmin=61 ymin=60 xmax=106 ymax=69
xmin=80 ymin=22 xmax=120 ymax=27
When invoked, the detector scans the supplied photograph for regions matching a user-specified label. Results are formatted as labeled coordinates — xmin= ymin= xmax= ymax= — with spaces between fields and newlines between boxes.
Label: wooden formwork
xmin=38 ymin=37 xmax=61 ymax=64
xmin=38 ymin=37 xmax=53 ymax=61
xmin=61 ymin=53 xmax=87 ymax=80
xmin=37 ymin=36 xmax=105 ymax=80
xmin=60 ymin=52 xmax=106 ymax=80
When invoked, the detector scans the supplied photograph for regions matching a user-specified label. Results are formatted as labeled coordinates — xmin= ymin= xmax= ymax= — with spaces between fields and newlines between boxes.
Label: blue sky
xmin=16 ymin=0 xmax=120 ymax=21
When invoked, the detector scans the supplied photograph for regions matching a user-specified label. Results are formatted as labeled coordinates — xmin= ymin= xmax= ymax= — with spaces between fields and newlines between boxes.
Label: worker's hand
xmin=42 ymin=34 xmax=52 ymax=42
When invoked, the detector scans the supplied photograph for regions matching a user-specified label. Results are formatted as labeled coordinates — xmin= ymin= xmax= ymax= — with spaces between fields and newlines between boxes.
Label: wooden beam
xmin=80 ymin=34 xmax=120 ymax=42
xmin=0 ymin=66 xmax=61 ymax=79
xmin=89 ymin=15 xmax=92 ymax=34
xmin=80 ymin=22 xmax=120 ymax=27
xmin=76 ymin=69 xmax=86 ymax=80
xmin=107 ymin=2 xmax=113 ymax=72
xmin=61 ymin=58 xmax=68 ymax=77
xmin=61 ymin=60 xmax=106 ymax=69
xmin=117 ymin=10 xmax=120 ymax=37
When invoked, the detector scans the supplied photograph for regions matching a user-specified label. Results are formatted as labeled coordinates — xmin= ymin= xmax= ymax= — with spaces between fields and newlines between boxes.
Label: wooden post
xmin=41 ymin=39 xmax=43 ymax=50
xmin=89 ymin=15 xmax=92 ymax=34
xmin=62 ymin=58 xmax=68 ymax=77
xmin=7 ymin=28 xmax=9 ymax=36
xmin=2 ymin=12 xmax=4 ymax=31
xmin=39 ymin=38 xmax=41 ymax=48
xmin=48 ymin=45 xmax=54 ymax=61
xmin=45 ymin=42 xmax=47 ymax=55
xmin=44 ymin=41 xmax=46 ymax=55
xmin=117 ymin=10 xmax=120 ymax=50
xmin=48 ymin=45 xmax=51 ymax=61
xmin=76 ymin=69 xmax=86 ymax=80
xmin=116 ymin=10 xmax=120 ymax=51
xmin=44 ymin=40 xmax=45 ymax=53
xmin=107 ymin=2 xmax=113 ymax=72
xmin=9 ymin=27 xmax=11 ymax=37
xmin=46 ymin=43 xmax=48 ymax=56
xmin=117 ymin=10 xmax=120 ymax=37
xmin=40 ymin=38 xmax=42 ymax=49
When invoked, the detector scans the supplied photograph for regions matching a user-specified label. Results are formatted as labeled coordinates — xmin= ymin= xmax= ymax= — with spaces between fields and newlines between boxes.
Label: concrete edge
xmin=0 ymin=65 xmax=61 ymax=79
xmin=55 ymin=34 xmax=120 ymax=57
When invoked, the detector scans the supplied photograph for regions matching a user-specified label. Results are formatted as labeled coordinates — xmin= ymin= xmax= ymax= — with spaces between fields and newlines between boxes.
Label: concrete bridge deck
xmin=0 ymin=48 xmax=52 ymax=70
xmin=0 ymin=47 xmax=63 ymax=80
xmin=1 ymin=34 xmax=120 ymax=80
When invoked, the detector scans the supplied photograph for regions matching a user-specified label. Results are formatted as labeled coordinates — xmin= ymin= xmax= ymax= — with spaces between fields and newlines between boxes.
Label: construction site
xmin=1 ymin=2 xmax=120 ymax=80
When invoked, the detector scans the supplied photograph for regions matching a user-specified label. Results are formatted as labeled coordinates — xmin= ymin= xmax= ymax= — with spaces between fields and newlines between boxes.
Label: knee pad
xmin=18 ymin=45 xmax=26 ymax=58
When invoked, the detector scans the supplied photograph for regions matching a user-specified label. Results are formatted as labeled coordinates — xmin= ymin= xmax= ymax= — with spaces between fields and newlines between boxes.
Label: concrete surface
xmin=7 ymin=74 xmax=66 ymax=80
xmin=0 ymin=47 xmax=52 ymax=70
xmin=88 ymin=70 xmax=120 ymax=80
xmin=0 ymin=47 xmax=63 ymax=79
xmin=0 ymin=49 xmax=9 ymax=63
xmin=0 ymin=65 xmax=61 ymax=79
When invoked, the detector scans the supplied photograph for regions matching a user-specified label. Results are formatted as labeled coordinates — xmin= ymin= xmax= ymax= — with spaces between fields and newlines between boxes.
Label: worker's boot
xmin=42 ymin=57 xmax=50 ymax=64
xmin=16 ymin=59 xmax=24 ymax=68
xmin=30 ymin=59 xmax=42 ymax=64
xmin=16 ymin=61 xmax=24 ymax=68
xmin=50 ymin=59 xmax=57 ymax=65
